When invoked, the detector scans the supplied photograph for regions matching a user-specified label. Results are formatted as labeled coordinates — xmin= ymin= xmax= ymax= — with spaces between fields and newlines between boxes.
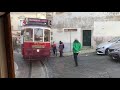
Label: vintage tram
xmin=20 ymin=18 xmax=51 ymax=60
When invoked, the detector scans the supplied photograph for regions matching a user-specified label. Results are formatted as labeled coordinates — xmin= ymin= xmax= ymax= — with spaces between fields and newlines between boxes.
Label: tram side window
xmin=24 ymin=28 xmax=33 ymax=41
xmin=44 ymin=29 xmax=50 ymax=42
xmin=34 ymin=28 xmax=43 ymax=42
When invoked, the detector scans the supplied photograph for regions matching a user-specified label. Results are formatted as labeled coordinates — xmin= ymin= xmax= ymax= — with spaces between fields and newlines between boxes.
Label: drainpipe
xmin=70 ymin=30 xmax=71 ymax=52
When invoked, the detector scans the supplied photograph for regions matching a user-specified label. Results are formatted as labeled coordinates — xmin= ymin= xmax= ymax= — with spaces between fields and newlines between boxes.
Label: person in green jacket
xmin=73 ymin=39 xmax=82 ymax=67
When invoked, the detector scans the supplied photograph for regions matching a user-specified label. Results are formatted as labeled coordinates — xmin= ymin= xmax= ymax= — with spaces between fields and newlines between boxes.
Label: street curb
xmin=50 ymin=50 xmax=96 ymax=57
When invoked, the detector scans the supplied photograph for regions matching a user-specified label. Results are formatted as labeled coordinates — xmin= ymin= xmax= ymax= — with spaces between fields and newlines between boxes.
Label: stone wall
xmin=51 ymin=12 xmax=120 ymax=50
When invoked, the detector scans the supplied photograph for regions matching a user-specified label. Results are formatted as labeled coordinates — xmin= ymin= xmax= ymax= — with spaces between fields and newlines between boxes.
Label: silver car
xmin=96 ymin=37 xmax=120 ymax=55
xmin=108 ymin=43 xmax=120 ymax=60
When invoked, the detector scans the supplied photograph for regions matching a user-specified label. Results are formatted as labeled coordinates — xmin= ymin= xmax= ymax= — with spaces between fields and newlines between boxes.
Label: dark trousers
xmin=53 ymin=48 xmax=57 ymax=56
xmin=53 ymin=49 xmax=56 ymax=55
xmin=73 ymin=53 xmax=79 ymax=66
xmin=60 ymin=50 xmax=63 ymax=57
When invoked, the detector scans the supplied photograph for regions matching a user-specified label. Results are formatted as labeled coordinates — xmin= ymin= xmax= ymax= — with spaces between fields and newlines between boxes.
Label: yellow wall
xmin=10 ymin=12 xmax=46 ymax=30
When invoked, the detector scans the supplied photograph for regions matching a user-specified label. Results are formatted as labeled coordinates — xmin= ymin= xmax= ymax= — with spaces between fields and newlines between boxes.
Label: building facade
xmin=10 ymin=12 xmax=120 ymax=53
xmin=51 ymin=12 xmax=120 ymax=52
xmin=10 ymin=12 xmax=46 ymax=31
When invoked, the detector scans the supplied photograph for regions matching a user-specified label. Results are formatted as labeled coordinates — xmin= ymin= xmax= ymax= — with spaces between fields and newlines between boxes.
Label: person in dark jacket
xmin=73 ymin=39 xmax=82 ymax=67
xmin=59 ymin=41 xmax=64 ymax=57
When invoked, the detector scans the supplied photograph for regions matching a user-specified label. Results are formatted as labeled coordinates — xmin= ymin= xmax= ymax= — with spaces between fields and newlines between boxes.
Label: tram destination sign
xmin=24 ymin=18 xmax=51 ymax=27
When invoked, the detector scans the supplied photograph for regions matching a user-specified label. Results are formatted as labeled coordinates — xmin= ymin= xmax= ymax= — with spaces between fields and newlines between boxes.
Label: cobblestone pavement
xmin=14 ymin=49 xmax=120 ymax=78
xmin=14 ymin=51 xmax=51 ymax=78
xmin=50 ymin=49 xmax=95 ymax=57
xmin=47 ymin=53 xmax=120 ymax=78
xmin=14 ymin=52 xmax=30 ymax=78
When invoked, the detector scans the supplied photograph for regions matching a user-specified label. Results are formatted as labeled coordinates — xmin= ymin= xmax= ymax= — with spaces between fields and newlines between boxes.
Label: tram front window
xmin=34 ymin=28 xmax=43 ymax=42
xmin=44 ymin=29 xmax=50 ymax=42
xmin=24 ymin=28 xmax=33 ymax=41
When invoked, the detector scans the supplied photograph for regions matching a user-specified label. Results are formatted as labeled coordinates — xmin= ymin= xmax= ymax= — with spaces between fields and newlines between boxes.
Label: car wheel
xmin=105 ymin=48 xmax=109 ymax=55
xmin=112 ymin=56 xmax=116 ymax=60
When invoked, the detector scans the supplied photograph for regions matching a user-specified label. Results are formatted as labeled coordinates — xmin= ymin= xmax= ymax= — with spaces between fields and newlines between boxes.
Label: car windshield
xmin=109 ymin=37 xmax=120 ymax=42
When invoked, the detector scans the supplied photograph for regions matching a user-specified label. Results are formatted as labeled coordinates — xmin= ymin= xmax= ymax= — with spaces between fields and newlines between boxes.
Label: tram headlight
xmin=37 ymin=49 xmax=40 ymax=52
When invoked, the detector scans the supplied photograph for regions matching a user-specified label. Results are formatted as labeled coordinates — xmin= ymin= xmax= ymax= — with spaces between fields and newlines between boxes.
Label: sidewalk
xmin=50 ymin=48 xmax=96 ymax=57
xmin=14 ymin=48 xmax=96 ymax=57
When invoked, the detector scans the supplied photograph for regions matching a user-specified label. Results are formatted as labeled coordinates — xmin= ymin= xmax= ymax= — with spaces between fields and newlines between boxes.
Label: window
xmin=64 ymin=29 xmax=77 ymax=32
xmin=44 ymin=29 xmax=50 ymax=42
xmin=34 ymin=28 xmax=43 ymax=42
xmin=51 ymin=37 xmax=53 ymax=40
xmin=51 ymin=32 xmax=53 ymax=35
xmin=21 ymin=30 xmax=24 ymax=35
xmin=24 ymin=28 xmax=33 ymax=41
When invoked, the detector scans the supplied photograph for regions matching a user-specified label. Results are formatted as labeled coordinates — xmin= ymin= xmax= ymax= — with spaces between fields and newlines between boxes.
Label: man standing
xmin=73 ymin=39 xmax=82 ymax=67
xmin=59 ymin=41 xmax=64 ymax=57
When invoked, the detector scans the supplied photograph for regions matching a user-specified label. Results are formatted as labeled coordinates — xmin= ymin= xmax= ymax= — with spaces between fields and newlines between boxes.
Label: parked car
xmin=108 ymin=43 xmax=120 ymax=60
xmin=96 ymin=37 xmax=120 ymax=55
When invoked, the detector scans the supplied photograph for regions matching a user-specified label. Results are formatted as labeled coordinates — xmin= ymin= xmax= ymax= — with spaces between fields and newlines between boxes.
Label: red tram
xmin=20 ymin=18 xmax=51 ymax=60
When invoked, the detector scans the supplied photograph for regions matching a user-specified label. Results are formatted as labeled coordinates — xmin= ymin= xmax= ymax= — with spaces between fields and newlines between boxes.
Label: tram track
xmin=28 ymin=60 xmax=32 ymax=78
xmin=28 ymin=57 xmax=49 ymax=78
xmin=39 ymin=58 xmax=49 ymax=78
